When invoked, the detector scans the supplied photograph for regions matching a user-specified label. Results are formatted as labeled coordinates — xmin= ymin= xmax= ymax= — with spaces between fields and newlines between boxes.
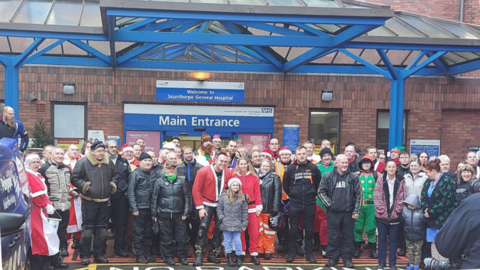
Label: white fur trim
xmin=122 ymin=146 xmax=134 ymax=152
xmin=279 ymin=149 xmax=292 ymax=155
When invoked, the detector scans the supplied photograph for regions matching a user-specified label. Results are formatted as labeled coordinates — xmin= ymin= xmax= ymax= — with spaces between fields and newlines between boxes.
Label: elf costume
xmin=354 ymin=155 xmax=378 ymax=259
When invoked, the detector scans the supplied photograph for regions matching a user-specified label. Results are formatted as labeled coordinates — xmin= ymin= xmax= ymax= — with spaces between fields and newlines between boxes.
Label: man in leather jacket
xmin=71 ymin=141 xmax=119 ymax=265
xmin=177 ymin=145 xmax=203 ymax=249
xmin=318 ymin=154 xmax=363 ymax=268
xmin=127 ymin=152 xmax=158 ymax=264
xmin=283 ymin=146 xmax=322 ymax=264
xmin=105 ymin=139 xmax=131 ymax=257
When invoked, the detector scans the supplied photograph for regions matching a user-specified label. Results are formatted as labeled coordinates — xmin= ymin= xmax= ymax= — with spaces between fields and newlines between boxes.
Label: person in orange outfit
xmin=234 ymin=157 xmax=262 ymax=265
xmin=257 ymin=159 xmax=282 ymax=259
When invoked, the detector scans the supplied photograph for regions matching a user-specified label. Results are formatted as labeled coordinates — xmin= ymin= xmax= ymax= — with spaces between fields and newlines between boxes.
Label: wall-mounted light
xmin=63 ymin=82 xmax=76 ymax=95
xmin=191 ymin=72 xmax=210 ymax=82
xmin=321 ymin=89 xmax=333 ymax=102
xmin=28 ymin=93 xmax=37 ymax=101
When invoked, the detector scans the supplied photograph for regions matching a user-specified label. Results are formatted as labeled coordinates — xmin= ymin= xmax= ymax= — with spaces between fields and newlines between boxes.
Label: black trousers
xmin=326 ymin=211 xmax=355 ymax=260
xmin=398 ymin=218 xmax=407 ymax=250
xmin=158 ymin=213 xmax=189 ymax=258
xmin=187 ymin=209 xmax=200 ymax=247
xmin=195 ymin=206 xmax=221 ymax=255
xmin=110 ymin=196 xmax=127 ymax=252
xmin=132 ymin=209 xmax=153 ymax=256
xmin=288 ymin=203 xmax=315 ymax=256
xmin=80 ymin=200 xmax=109 ymax=258
xmin=53 ymin=209 xmax=69 ymax=249
xmin=31 ymin=254 xmax=47 ymax=270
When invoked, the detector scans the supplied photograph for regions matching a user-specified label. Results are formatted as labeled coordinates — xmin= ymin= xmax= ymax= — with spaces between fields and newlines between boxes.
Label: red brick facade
xmin=368 ymin=0 xmax=477 ymax=24
xmin=1 ymin=65 xmax=479 ymax=165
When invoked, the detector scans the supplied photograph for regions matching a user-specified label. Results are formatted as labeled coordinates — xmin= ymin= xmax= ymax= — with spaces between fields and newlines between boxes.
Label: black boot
xmin=164 ymin=257 xmax=176 ymax=266
xmin=397 ymin=248 xmax=406 ymax=256
xmin=251 ymin=256 xmax=260 ymax=265
xmin=71 ymin=238 xmax=80 ymax=249
xmin=369 ymin=242 xmax=378 ymax=259
xmin=353 ymin=241 xmax=362 ymax=258
xmin=306 ymin=254 xmax=317 ymax=264
xmin=313 ymin=232 xmax=321 ymax=251
xmin=136 ymin=255 xmax=148 ymax=263
xmin=193 ymin=252 xmax=203 ymax=266
xmin=286 ymin=253 xmax=295 ymax=263
xmin=278 ymin=244 xmax=288 ymax=253
xmin=236 ymin=255 xmax=244 ymax=267
xmin=207 ymin=249 xmax=220 ymax=263
xmin=296 ymin=241 xmax=304 ymax=256
xmin=227 ymin=253 xmax=235 ymax=267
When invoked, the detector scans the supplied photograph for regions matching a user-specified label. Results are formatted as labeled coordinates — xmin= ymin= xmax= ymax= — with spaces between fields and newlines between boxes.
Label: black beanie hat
xmin=139 ymin=152 xmax=152 ymax=161
xmin=319 ymin=148 xmax=334 ymax=158
xmin=91 ymin=141 xmax=105 ymax=150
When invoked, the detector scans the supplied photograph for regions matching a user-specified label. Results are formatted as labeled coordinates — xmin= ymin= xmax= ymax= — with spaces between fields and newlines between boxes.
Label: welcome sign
xmin=156 ymin=80 xmax=245 ymax=103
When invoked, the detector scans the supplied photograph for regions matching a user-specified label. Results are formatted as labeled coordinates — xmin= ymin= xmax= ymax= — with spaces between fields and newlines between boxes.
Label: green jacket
xmin=316 ymin=161 xmax=335 ymax=210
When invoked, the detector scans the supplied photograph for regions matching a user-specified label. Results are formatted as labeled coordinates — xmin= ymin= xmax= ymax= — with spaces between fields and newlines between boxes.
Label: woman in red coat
xmin=234 ymin=157 xmax=262 ymax=265
xmin=25 ymin=153 xmax=60 ymax=270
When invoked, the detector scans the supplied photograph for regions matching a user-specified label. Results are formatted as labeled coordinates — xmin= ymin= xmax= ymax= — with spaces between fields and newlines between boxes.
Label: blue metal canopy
xmin=1 ymin=0 xmax=480 ymax=151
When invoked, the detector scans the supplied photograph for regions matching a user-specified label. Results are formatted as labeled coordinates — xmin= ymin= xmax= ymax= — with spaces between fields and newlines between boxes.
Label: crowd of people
xmin=18 ymin=129 xmax=480 ymax=270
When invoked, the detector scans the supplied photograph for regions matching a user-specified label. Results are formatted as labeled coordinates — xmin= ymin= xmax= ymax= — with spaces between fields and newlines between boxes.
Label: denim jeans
xmin=223 ymin=231 xmax=242 ymax=254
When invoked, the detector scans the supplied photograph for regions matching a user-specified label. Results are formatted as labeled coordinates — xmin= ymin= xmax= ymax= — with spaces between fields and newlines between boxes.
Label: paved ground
xmin=70 ymin=262 xmax=405 ymax=270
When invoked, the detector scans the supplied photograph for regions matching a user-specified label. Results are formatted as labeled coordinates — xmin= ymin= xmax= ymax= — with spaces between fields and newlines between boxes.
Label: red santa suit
xmin=27 ymin=169 xmax=60 ymax=256
xmin=64 ymin=154 xmax=83 ymax=235
xmin=235 ymin=171 xmax=262 ymax=256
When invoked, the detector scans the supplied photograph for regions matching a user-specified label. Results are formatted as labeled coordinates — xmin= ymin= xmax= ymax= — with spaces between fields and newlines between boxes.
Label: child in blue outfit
xmin=402 ymin=193 xmax=426 ymax=270
xmin=217 ymin=178 xmax=249 ymax=267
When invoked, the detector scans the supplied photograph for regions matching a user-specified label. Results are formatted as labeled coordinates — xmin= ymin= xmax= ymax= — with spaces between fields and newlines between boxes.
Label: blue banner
xmin=283 ymin=125 xmax=299 ymax=152
xmin=156 ymin=81 xmax=244 ymax=103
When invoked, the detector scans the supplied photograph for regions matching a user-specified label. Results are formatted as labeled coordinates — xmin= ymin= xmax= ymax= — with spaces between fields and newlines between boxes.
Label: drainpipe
xmin=460 ymin=0 xmax=464 ymax=22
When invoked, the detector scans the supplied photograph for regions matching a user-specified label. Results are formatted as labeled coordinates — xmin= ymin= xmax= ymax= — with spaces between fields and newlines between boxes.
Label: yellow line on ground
xmin=88 ymin=262 xmax=382 ymax=267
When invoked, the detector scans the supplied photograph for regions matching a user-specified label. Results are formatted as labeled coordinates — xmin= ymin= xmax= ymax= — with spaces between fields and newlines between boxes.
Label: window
xmin=376 ymin=110 xmax=408 ymax=154
xmin=309 ymin=110 xmax=341 ymax=155
xmin=52 ymin=103 xmax=86 ymax=144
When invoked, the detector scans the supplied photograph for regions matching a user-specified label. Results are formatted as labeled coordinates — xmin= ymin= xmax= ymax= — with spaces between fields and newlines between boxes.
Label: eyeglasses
xmin=6 ymin=112 xmax=14 ymax=116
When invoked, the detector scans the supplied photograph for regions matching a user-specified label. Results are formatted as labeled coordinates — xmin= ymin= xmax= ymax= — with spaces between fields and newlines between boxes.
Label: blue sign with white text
xmin=283 ymin=125 xmax=299 ymax=152
xmin=156 ymin=80 xmax=244 ymax=103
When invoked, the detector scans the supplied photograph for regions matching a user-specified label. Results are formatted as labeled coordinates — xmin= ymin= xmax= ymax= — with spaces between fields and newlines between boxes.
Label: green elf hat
xmin=392 ymin=146 xmax=405 ymax=152
xmin=236 ymin=138 xmax=244 ymax=143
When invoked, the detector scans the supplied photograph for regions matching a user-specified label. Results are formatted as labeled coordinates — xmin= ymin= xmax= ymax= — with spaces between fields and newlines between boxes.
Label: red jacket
xmin=236 ymin=172 xmax=263 ymax=213
xmin=192 ymin=165 xmax=234 ymax=209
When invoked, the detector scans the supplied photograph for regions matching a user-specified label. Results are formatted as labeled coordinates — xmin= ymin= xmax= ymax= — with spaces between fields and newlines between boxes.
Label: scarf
xmin=165 ymin=173 xmax=176 ymax=182
xmin=348 ymin=157 xmax=356 ymax=164
xmin=106 ymin=152 xmax=118 ymax=164
xmin=258 ymin=171 xmax=271 ymax=185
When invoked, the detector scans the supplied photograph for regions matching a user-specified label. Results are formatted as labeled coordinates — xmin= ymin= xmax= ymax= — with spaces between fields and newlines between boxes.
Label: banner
xmin=410 ymin=140 xmax=440 ymax=157
xmin=156 ymin=80 xmax=244 ymax=103
xmin=87 ymin=130 xmax=104 ymax=143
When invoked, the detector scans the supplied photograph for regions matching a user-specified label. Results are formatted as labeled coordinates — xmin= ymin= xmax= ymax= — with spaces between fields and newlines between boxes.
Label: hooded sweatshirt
xmin=402 ymin=193 xmax=425 ymax=241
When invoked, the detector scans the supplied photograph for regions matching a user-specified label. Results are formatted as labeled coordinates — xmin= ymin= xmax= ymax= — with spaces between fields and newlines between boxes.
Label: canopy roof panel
xmin=1 ymin=0 xmax=480 ymax=77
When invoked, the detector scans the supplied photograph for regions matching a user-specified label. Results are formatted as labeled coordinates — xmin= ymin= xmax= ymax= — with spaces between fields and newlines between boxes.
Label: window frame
xmin=308 ymin=109 xmax=342 ymax=155
xmin=376 ymin=109 xmax=409 ymax=154
xmin=51 ymin=102 xmax=87 ymax=141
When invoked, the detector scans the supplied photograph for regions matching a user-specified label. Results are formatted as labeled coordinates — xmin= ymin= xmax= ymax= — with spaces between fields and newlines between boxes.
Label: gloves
xmin=110 ymin=182 xmax=117 ymax=194
xmin=46 ymin=204 xmax=55 ymax=215
xmin=82 ymin=182 xmax=91 ymax=194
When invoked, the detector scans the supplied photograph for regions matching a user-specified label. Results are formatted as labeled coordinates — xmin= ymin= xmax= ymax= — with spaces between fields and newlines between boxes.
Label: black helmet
xmin=268 ymin=212 xmax=285 ymax=232
xmin=470 ymin=179 xmax=480 ymax=194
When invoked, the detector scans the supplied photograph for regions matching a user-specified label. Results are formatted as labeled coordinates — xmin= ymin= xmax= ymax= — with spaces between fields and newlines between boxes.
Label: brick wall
xmin=2 ymin=66 xmax=480 ymax=165
xmin=367 ymin=0 xmax=461 ymax=22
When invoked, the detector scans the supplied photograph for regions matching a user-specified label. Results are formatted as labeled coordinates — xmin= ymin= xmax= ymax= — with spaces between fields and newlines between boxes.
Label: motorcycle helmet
xmin=268 ymin=212 xmax=285 ymax=232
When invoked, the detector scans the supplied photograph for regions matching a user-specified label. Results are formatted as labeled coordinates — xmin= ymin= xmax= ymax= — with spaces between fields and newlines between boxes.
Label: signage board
xmin=283 ymin=125 xmax=300 ymax=152
xmin=57 ymin=139 xmax=82 ymax=149
xmin=156 ymin=80 xmax=244 ymax=103
xmin=410 ymin=140 xmax=440 ymax=157
xmin=87 ymin=130 xmax=105 ymax=143
xmin=238 ymin=133 xmax=271 ymax=152
xmin=124 ymin=104 xmax=274 ymax=134
xmin=126 ymin=131 xmax=161 ymax=156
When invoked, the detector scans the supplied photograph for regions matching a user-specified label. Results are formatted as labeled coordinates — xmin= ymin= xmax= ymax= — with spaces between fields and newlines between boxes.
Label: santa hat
xmin=261 ymin=149 xmax=275 ymax=158
xmin=120 ymin=143 xmax=133 ymax=154
xmin=278 ymin=146 xmax=292 ymax=155
xmin=25 ymin=152 xmax=40 ymax=164
xmin=212 ymin=135 xmax=221 ymax=142
xmin=228 ymin=178 xmax=242 ymax=188
xmin=201 ymin=132 xmax=212 ymax=143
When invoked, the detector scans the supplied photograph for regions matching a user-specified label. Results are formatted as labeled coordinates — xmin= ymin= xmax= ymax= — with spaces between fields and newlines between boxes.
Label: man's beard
xmin=202 ymin=144 xmax=213 ymax=154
